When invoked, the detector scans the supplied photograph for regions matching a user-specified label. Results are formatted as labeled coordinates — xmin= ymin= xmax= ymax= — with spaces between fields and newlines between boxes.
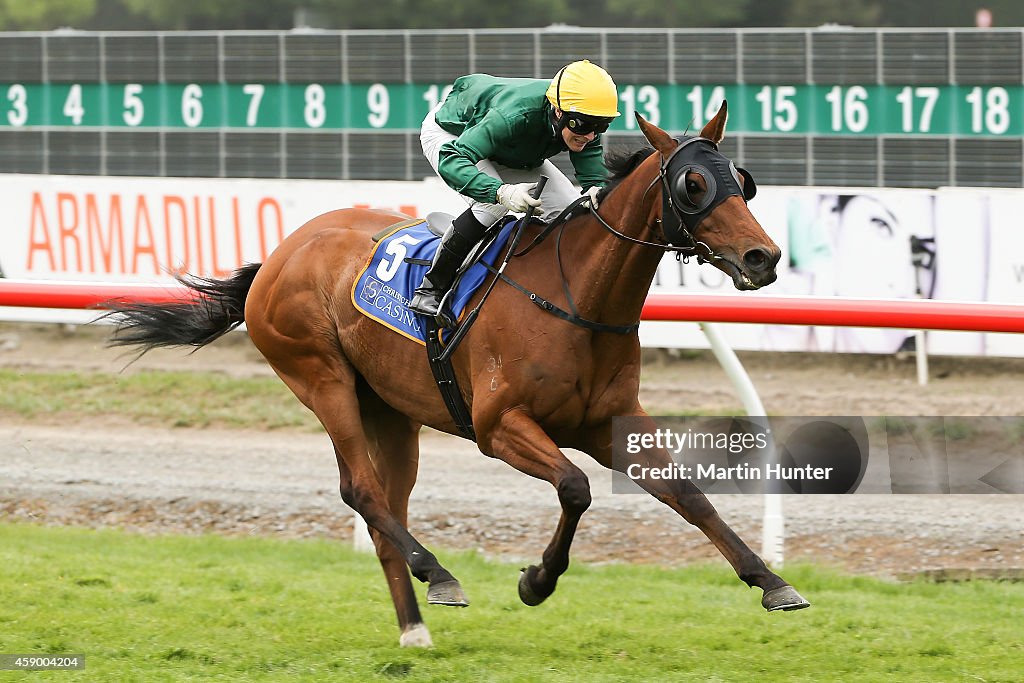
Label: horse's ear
xmin=635 ymin=112 xmax=677 ymax=158
xmin=699 ymin=100 xmax=729 ymax=144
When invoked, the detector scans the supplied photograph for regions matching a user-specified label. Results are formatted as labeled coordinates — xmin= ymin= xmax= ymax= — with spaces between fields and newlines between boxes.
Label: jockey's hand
xmin=496 ymin=183 xmax=542 ymax=213
xmin=583 ymin=185 xmax=602 ymax=209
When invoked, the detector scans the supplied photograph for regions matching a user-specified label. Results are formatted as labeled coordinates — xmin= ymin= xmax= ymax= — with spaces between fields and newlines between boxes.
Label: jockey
xmin=410 ymin=59 xmax=620 ymax=320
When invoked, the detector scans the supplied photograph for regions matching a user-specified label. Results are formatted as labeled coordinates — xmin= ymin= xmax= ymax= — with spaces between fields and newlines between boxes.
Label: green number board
xmin=1 ymin=82 xmax=1021 ymax=136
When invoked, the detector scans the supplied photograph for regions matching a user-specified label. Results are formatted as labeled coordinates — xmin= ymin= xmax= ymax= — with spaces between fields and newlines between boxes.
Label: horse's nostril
xmin=743 ymin=248 xmax=771 ymax=271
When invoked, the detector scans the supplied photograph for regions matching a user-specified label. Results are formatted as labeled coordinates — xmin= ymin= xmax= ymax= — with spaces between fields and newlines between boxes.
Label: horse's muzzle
xmin=744 ymin=246 xmax=780 ymax=287
xmin=721 ymin=246 xmax=780 ymax=290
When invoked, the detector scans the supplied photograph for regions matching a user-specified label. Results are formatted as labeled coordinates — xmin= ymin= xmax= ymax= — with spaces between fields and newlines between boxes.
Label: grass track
xmin=0 ymin=368 xmax=319 ymax=431
xmin=0 ymin=366 xmax=731 ymax=431
xmin=1 ymin=523 xmax=1021 ymax=682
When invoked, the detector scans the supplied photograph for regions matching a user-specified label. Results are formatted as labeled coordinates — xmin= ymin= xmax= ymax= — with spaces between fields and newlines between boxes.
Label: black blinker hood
xmin=661 ymin=136 xmax=755 ymax=249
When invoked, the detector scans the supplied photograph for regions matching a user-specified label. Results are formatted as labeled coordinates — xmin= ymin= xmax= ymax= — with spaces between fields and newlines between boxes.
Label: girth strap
xmin=417 ymin=193 xmax=637 ymax=440
xmin=424 ymin=317 xmax=476 ymax=441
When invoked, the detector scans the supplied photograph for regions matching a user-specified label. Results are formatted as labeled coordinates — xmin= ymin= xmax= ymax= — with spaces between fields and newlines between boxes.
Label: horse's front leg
xmin=585 ymin=414 xmax=810 ymax=612
xmin=479 ymin=408 xmax=591 ymax=606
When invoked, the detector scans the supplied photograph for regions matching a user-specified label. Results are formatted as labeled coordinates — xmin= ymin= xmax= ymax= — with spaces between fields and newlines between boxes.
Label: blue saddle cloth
xmin=351 ymin=217 xmax=517 ymax=345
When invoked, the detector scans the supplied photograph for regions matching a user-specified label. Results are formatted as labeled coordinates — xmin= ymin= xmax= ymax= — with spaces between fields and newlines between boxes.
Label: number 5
xmin=376 ymin=234 xmax=422 ymax=282
xmin=123 ymin=84 xmax=144 ymax=126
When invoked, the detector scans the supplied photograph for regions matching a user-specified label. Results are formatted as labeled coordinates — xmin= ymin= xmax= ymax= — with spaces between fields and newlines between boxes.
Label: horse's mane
xmin=598 ymin=146 xmax=657 ymax=202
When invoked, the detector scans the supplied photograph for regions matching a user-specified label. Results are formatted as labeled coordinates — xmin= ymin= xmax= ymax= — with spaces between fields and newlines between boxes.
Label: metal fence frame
xmin=1 ymin=27 xmax=1022 ymax=187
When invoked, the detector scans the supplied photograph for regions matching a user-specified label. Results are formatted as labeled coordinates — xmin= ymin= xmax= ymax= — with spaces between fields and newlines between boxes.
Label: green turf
xmin=0 ymin=368 xmax=319 ymax=431
xmin=0 ymin=523 xmax=1021 ymax=682
xmin=0 ymin=366 xmax=727 ymax=429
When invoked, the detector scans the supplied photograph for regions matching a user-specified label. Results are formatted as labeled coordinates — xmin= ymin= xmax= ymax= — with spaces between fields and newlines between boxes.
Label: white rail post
xmin=915 ymin=330 xmax=929 ymax=386
xmin=698 ymin=322 xmax=784 ymax=568
xmin=352 ymin=509 xmax=376 ymax=553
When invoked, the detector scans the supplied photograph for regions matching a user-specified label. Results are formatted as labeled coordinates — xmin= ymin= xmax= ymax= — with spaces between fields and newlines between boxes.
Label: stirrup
xmin=434 ymin=291 xmax=457 ymax=328
xmin=409 ymin=290 xmax=456 ymax=329
xmin=409 ymin=290 xmax=441 ymax=316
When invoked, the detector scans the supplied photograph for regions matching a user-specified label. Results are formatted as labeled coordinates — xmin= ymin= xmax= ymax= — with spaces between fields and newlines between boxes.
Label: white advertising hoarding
xmin=0 ymin=174 xmax=466 ymax=282
xmin=0 ymin=174 xmax=1020 ymax=357
xmin=983 ymin=190 xmax=1024 ymax=357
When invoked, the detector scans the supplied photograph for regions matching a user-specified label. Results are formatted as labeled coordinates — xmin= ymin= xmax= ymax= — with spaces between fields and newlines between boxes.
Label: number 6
xmin=182 ymin=84 xmax=203 ymax=127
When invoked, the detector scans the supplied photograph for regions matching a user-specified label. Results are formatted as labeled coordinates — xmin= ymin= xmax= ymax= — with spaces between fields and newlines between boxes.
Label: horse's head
xmin=636 ymin=103 xmax=781 ymax=290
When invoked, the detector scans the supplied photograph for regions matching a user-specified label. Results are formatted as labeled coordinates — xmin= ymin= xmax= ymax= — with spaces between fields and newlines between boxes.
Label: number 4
xmin=63 ymin=84 xmax=84 ymax=125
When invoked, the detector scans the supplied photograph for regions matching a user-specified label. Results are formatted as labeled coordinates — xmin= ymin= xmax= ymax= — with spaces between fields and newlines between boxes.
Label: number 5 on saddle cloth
xmin=351 ymin=216 xmax=518 ymax=345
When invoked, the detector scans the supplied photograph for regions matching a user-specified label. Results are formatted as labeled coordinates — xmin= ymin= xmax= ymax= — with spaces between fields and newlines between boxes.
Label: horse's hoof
xmin=399 ymin=623 xmax=433 ymax=648
xmin=426 ymin=579 xmax=469 ymax=607
xmin=518 ymin=565 xmax=549 ymax=607
xmin=762 ymin=585 xmax=811 ymax=612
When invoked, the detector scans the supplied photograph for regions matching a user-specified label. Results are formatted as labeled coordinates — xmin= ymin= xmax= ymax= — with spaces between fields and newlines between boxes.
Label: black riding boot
xmin=409 ymin=208 xmax=490 ymax=321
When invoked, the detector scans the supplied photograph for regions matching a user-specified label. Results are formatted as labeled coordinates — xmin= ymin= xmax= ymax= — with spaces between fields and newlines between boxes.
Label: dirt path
xmin=1 ymin=323 xmax=1022 ymax=578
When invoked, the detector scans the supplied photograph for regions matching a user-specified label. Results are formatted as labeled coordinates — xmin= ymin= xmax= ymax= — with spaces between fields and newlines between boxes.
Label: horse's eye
xmin=686 ymin=178 xmax=702 ymax=194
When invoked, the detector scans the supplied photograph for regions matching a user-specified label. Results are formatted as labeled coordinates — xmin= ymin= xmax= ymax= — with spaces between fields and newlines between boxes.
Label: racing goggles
xmin=563 ymin=112 xmax=614 ymax=136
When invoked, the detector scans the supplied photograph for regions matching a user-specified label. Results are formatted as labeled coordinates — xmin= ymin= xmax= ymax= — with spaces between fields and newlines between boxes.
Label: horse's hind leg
xmin=316 ymin=379 xmax=467 ymax=603
xmin=480 ymin=408 xmax=592 ymax=606
xmin=254 ymin=336 xmax=467 ymax=629
xmin=360 ymin=395 xmax=434 ymax=648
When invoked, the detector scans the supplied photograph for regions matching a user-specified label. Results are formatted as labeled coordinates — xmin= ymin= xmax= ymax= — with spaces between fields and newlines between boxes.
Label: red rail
xmin=1 ymin=280 xmax=1022 ymax=333
xmin=642 ymin=293 xmax=1024 ymax=334
xmin=0 ymin=280 xmax=193 ymax=310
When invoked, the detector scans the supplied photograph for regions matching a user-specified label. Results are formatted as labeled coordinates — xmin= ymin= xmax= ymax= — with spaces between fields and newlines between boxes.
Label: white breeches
xmin=420 ymin=103 xmax=580 ymax=225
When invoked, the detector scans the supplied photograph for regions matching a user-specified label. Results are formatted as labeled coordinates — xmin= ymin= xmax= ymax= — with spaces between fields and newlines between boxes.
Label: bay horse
xmin=105 ymin=104 xmax=809 ymax=648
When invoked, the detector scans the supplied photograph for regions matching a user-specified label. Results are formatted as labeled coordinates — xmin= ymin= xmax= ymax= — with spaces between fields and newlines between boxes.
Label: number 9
xmin=367 ymin=83 xmax=389 ymax=128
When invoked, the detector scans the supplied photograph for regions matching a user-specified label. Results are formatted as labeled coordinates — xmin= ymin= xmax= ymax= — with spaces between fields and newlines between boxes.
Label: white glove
xmin=583 ymin=185 xmax=601 ymax=209
xmin=496 ymin=183 xmax=542 ymax=213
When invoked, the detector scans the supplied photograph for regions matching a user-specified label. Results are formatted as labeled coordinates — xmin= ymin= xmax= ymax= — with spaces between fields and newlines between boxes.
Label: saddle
xmin=362 ymin=193 xmax=591 ymax=442
xmin=371 ymin=212 xmax=454 ymax=243
xmin=363 ymin=213 xmax=522 ymax=442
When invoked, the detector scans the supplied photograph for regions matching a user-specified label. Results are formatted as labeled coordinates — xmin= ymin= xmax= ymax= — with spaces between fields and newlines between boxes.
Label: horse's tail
xmin=103 ymin=263 xmax=262 ymax=356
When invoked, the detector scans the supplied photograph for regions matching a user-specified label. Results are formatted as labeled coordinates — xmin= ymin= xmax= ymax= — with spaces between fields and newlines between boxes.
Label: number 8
xmin=305 ymin=84 xmax=326 ymax=128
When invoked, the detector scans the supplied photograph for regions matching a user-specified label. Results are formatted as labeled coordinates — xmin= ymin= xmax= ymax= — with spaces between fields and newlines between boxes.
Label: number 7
xmin=243 ymin=84 xmax=265 ymax=126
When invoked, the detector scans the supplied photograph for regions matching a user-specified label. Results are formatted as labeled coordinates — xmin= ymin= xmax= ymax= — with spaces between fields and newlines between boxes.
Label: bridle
xmin=480 ymin=136 xmax=758 ymax=337
xmin=589 ymin=135 xmax=756 ymax=264
xmin=587 ymin=196 xmax=722 ymax=265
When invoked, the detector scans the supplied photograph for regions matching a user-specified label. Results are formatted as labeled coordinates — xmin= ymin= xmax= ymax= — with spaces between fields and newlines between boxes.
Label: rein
xmin=587 ymin=203 xmax=721 ymax=265
xmin=485 ymin=253 xmax=639 ymax=336
xmin=442 ymin=137 xmax=739 ymax=348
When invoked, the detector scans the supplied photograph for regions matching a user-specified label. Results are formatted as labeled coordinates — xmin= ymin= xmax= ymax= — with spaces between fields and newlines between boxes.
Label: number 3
xmin=7 ymin=84 xmax=28 ymax=126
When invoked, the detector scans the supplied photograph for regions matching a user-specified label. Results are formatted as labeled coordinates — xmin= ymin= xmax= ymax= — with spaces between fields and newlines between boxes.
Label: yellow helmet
xmin=545 ymin=60 xmax=620 ymax=118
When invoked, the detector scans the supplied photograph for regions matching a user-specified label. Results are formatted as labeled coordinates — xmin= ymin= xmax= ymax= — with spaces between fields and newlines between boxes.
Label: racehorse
xmin=104 ymin=103 xmax=809 ymax=648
